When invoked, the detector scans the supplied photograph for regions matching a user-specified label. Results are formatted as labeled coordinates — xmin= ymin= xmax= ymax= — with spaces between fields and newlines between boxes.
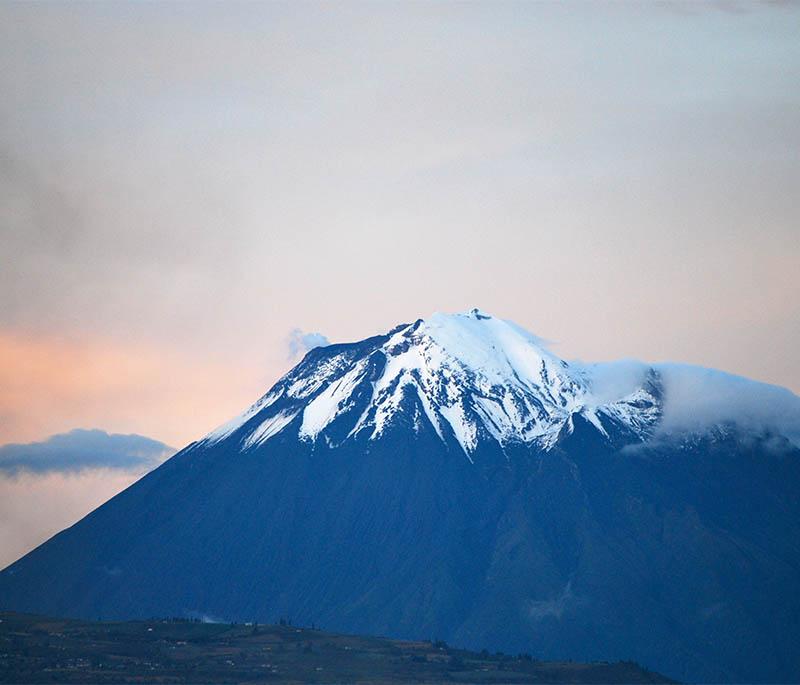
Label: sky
xmin=1 ymin=1 xmax=799 ymax=566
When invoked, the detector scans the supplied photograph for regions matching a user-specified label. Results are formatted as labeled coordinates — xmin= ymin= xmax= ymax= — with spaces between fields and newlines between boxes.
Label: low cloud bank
xmin=579 ymin=360 xmax=800 ymax=444
xmin=0 ymin=429 xmax=174 ymax=476
xmin=287 ymin=328 xmax=330 ymax=360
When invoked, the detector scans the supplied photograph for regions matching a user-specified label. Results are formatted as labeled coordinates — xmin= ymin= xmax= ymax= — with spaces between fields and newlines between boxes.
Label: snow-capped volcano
xmin=204 ymin=309 xmax=661 ymax=456
xmin=3 ymin=309 xmax=800 ymax=684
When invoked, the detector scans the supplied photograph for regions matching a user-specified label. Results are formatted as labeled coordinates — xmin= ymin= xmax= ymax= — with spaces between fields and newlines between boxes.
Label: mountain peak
xmin=466 ymin=307 xmax=491 ymax=319
xmin=203 ymin=311 xmax=661 ymax=457
xmin=412 ymin=309 xmax=565 ymax=381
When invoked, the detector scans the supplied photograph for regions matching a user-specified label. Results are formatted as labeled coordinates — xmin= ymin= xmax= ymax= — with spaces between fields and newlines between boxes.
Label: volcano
xmin=2 ymin=309 xmax=799 ymax=683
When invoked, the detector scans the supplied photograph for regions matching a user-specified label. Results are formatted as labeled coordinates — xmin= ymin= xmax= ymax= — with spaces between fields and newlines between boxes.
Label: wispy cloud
xmin=0 ymin=428 xmax=174 ymax=476
xmin=287 ymin=329 xmax=330 ymax=361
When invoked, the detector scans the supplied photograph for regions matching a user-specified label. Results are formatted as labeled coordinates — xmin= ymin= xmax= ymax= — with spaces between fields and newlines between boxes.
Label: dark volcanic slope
xmin=0 ymin=612 xmax=673 ymax=684
xmin=1 ymin=312 xmax=798 ymax=684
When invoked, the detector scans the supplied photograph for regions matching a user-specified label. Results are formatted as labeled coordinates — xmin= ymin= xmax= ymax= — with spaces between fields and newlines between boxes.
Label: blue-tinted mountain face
xmin=1 ymin=310 xmax=798 ymax=683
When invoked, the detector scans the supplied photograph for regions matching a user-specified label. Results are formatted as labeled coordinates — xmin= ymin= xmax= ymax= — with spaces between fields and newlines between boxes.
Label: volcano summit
xmin=2 ymin=310 xmax=799 ymax=683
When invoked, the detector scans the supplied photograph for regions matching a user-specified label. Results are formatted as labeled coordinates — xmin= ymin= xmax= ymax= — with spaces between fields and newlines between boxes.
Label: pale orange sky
xmin=0 ymin=332 xmax=272 ymax=448
xmin=1 ymin=1 xmax=800 ymax=569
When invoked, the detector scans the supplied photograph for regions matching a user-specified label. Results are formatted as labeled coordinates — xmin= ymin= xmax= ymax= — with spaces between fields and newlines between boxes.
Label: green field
xmin=0 ymin=612 xmax=671 ymax=684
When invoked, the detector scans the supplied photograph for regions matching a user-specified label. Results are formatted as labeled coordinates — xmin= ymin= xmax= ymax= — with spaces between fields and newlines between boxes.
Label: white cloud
xmin=581 ymin=360 xmax=800 ymax=444
xmin=577 ymin=359 xmax=652 ymax=406
xmin=287 ymin=329 xmax=330 ymax=360
xmin=656 ymin=364 xmax=800 ymax=443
